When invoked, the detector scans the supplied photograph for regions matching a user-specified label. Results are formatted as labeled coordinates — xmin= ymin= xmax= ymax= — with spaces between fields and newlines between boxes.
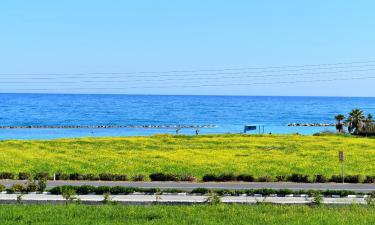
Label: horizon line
xmin=0 ymin=92 xmax=374 ymax=98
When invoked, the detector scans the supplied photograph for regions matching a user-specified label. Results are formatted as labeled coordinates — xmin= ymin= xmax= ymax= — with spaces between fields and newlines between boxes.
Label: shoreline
xmin=0 ymin=125 xmax=217 ymax=129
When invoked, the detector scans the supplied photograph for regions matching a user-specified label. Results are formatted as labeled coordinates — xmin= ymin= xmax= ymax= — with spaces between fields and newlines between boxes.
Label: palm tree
xmin=334 ymin=114 xmax=345 ymax=133
xmin=366 ymin=114 xmax=373 ymax=123
xmin=347 ymin=109 xmax=365 ymax=134
xmin=363 ymin=114 xmax=374 ymax=134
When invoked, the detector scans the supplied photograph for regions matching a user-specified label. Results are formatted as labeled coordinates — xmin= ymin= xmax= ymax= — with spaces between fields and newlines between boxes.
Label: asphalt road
xmin=1 ymin=180 xmax=374 ymax=193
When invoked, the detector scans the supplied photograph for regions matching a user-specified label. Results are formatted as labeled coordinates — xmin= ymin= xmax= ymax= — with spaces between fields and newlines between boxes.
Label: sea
xmin=0 ymin=93 xmax=374 ymax=140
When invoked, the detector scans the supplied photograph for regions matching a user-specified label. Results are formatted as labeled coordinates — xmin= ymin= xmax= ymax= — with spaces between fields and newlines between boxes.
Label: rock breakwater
xmin=287 ymin=123 xmax=335 ymax=127
xmin=0 ymin=125 xmax=217 ymax=129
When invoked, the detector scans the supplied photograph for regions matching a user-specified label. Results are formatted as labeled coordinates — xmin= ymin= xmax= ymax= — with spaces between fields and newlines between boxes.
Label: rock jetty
xmin=287 ymin=123 xmax=335 ymax=127
xmin=0 ymin=125 xmax=217 ymax=129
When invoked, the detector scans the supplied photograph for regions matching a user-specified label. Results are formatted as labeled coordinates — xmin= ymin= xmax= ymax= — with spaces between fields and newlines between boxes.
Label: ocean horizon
xmin=0 ymin=93 xmax=374 ymax=140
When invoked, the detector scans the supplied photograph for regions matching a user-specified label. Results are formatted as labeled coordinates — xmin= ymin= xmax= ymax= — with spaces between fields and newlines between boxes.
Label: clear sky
xmin=1 ymin=0 xmax=375 ymax=96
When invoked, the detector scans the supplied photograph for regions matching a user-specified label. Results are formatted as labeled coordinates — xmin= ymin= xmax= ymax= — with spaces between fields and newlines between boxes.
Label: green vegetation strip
xmin=2 ymin=183 xmax=374 ymax=197
xmin=0 ymin=204 xmax=374 ymax=225
xmin=0 ymin=134 xmax=374 ymax=178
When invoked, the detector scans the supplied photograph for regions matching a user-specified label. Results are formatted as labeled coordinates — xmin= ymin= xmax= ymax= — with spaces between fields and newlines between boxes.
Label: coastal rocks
xmin=0 ymin=125 xmax=217 ymax=129
xmin=287 ymin=123 xmax=335 ymax=127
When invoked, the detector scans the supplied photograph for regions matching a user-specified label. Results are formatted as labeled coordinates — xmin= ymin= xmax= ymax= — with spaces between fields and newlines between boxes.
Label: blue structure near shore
xmin=244 ymin=124 xmax=265 ymax=134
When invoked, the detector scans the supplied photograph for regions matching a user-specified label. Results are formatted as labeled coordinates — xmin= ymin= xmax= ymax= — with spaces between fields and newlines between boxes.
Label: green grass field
xmin=0 ymin=134 xmax=374 ymax=177
xmin=0 ymin=204 xmax=374 ymax=225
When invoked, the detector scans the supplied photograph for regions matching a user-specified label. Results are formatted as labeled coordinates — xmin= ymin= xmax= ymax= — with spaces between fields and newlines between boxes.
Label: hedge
xmin=149 ymin=173 xmax=196 ymax=182
xmin=49 ymin=186 xmax=160 ymax=195
xmin=3 ymin=184 xmax=374 ymax=197
xmin=190 ymin=188 xmax=365 ymax=197
xmin=0 ymin=172 xmax=374 ymax=183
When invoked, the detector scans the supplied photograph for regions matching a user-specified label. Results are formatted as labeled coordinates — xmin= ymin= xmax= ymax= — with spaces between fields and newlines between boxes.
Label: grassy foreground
xmin=0 ymin=204 xmax=374 ymax=225
xmin=0 ymin=134 xmax=374 ymax=177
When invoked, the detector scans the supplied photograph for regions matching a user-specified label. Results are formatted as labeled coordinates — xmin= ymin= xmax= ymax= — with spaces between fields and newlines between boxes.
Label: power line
xmin=3 ymin=75 xmax=375 ymax=91
xmin=1 ymin=68 xmax=375 ymax=85
xmin=1 ymin=66 xmax=375 ymax=83
xmin=1 ymin=60 xmax=375 ymax=78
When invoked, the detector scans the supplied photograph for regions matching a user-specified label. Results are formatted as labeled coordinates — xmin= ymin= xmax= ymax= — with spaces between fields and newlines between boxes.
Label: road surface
xmin=1 ymin=180 xmax=374 ymax=193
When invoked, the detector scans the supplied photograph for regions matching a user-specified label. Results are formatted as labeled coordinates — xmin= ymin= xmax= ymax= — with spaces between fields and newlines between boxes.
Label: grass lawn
xmin=0 ymin=204 xmax=374 ymax=225
xmin=0 ymin=134 xmax=374 ymax=177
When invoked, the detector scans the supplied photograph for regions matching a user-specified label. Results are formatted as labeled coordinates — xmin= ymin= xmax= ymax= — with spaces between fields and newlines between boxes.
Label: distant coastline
xmin=0 ymin=125 xmax=216 ymax=129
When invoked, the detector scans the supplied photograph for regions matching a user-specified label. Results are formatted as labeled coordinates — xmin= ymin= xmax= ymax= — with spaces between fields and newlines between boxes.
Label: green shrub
xmin=312 ymin=192 xmax=323 ymax=206
xmin=99 ymin=173 xmax=116 ymax=181
xmin=110 ymin=186 xmax=128 ymax=194
xmin=62 ymin=187 xmax=78 ymax=203
xmin=76 ymin=185 xmax=96 ymax=195
xmin=202 ymin=174 xmax=217 ymax=182
xmin=179 ymin=174 xmax=197 ymax=182
xmin=217 ymin=174 xmax=236 ymax=182
xmin=37 ymin=178 xmax=47 ymax=192
xmin=83 ymin=174 xmax=100 ymax=181
xmin=132 ymin=174 xmax=145 ymax=181
xmin=102 ymin=192 xmax=113 ymax=205
xmin=141 ymin=188 xmax=160 ymax=194
xmin=0 ymin=184 xmax=6 ymax=192
xmin=296 ymin=190 xmax=310 ymax=195
xmin=243 ymin=189 xmax=255 ymax=195
xmin=10 ymin=184 xmax=25 ymax=193
xmin=26 ymin=182 xmax=38 ymax=192
xmin=50 ymin=186 xmax=77 ymax=195
xmin=34 ymin=172 xmax=49 ymax=180
xmin=233 ymin=190 xmax=247 ymax=195
xmin=257 ymin=176 xmax=274 ymax=182
xmin=275 ymin=175 xmax=287 ymax=182
xmin=205 ymin=190 xmax=222 ymax=205
xmin=162 ymin=189 xmax=184 ymax=193
xmin=95 ymin=186 xmax=112 ymax=194
xmin=331 ymin=175 xmax=364 ymax=183
xmin=344 ymin=175 xmax=364 ymax=183
xmin=237 ymin=174 xmax=255 ymax=182
xmin=149 ymin=173 xmax=179 ymax=181
xmin=215 ymin=189 xmax=236 ymax=195
xmin=0 ymin=172 xmax=15 ymax=179
xmin=277 ymin=189 xmax=293 ymax=195
xmin=114 ymin=174 xmax=128 ymax=181
xmin=191 ymin=188 xmax=209 ymax=194
xmin=365 ymin=191 xmax=375 ymax=205
xmin=364 ymin=176 xmax=375 ymax=183
xmin=49 ymin=186 xmax=61 ymax=195
xmin=69 ymin=173 xmax=85 ymax=180
xmin=330 ymin=175 xmax=343 ymax=183
xmin=18 ymin=172 xmax=31 ymax=180
xmin=313 ymin=175 xmax=327 ymax=183
xmin=288 ymin=174 xmax=310 ymax=183
xmin=55 ymin=172 xmax=70 ymax=180
xmin=254 ymin=188 xmax=277 ymax=196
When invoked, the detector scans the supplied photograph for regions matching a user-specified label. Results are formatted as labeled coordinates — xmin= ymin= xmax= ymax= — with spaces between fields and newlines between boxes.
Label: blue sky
xmin=1 ymin=1 xmax=375 ymax=96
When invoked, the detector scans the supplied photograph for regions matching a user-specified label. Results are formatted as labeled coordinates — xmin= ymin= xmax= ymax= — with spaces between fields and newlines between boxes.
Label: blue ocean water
xmin=0 ymin=93 xmax=374 ymax=140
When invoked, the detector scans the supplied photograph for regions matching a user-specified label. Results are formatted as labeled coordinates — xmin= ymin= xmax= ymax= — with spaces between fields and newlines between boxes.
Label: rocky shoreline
xmin=0 ymin=125 xmax=217 ymax=129
xmin=287 ymin=123 xmax=335 ymax=127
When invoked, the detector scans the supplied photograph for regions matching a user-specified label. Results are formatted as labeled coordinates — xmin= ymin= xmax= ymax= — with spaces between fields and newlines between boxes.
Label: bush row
xmin=0 ymin=172 xmax=374 ymax=183
xmin=191 ymin=188 xmax=369 ymax=197
xmin=4 ymin=184 xmax=372 ymax=197
xmin=55 ymin=173 xmax=130 ymax=181
xmin=49 ymin=185 xmax=160 ymax=195
xmin=5 ymin=181 xmax=47 ymax=193
xmin=0 ymin=172 xmax=145 ymax=182
xmin=149 ymin=173 xmax=196 ymax=182
xmin=202 ymin=173 xmax=375 ymax=183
